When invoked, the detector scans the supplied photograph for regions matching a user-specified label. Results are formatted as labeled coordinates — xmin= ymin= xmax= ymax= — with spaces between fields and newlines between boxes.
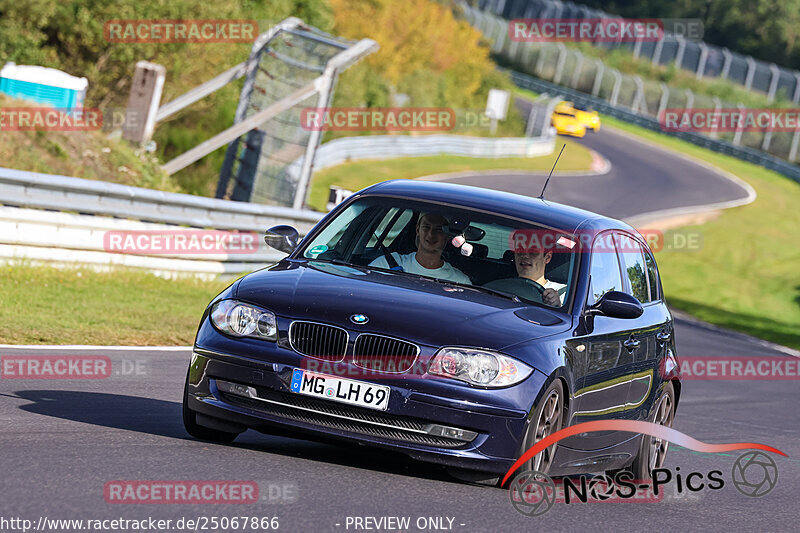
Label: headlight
xmin=428 ymin=347 xmax=533 ymax=387
xmin=209 ymin=300 xmax=277 ymax=340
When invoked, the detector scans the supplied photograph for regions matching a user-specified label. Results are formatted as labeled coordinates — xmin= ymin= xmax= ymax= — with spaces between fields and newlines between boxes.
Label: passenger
xmin=369 ymin=212 xmax=470 ymax=284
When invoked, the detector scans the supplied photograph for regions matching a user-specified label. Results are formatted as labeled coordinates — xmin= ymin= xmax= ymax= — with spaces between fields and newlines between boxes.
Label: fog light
xmin=216 ymin=379 xmax=256 ymax=398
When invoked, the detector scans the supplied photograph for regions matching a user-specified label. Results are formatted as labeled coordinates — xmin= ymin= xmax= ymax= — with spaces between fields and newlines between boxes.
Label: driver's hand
xmin=542 ymin=288 xmax=561 ymax=307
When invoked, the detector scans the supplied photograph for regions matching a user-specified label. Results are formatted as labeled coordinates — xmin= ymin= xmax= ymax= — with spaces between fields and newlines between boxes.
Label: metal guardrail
xmin=307 ymin=133 xmax=557 ymax=174
xmin=509 ymin=72 xmax=800 ymax=185
xmin=0 ymin=166 xmax=323 ymax=231
xmin=0 ymin=206 xmax=286 ymax=278
xmin=0 ymin=166 xmax=323 ymax=277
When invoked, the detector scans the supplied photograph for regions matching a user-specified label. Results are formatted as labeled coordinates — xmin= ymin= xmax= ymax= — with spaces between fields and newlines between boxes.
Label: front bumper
xmin=186 ymin=347 xmax=547 ymax=474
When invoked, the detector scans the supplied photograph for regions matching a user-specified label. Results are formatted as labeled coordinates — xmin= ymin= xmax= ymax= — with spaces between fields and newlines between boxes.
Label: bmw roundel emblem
xmin=350 ymin=314 xmax=369 ymax=325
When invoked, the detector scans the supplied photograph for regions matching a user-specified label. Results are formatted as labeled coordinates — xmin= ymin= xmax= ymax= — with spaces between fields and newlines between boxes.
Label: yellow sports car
xmin=555 ymin=101 xmax=601 ymax=132
xmin=550 ymin=108 xmax=586 ymax=138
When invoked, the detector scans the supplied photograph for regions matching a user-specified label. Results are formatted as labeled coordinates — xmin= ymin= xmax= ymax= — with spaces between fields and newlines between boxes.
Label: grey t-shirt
xmin=369 ymin=252 xmax=471 ymax=284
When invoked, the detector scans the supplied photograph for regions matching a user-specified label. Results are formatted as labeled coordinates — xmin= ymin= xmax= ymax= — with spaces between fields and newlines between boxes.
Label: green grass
xmin=598 ymin=116 xmax=800 ymax=350
xmin=0 ymin=265 xmax=229 ymax=345
xmin=308 ymin=140 xmax=594 ymax=210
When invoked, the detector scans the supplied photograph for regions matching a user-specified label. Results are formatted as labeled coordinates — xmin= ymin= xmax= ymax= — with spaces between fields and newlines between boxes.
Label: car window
xmin=467 ymin=223 xmax=506 ymax=258
xmin=366 ymin=208 xmax=412 ymax=248
xmin=644 ymin=249 xmax=660 ymax=301
xmin=614 ymin=233 xmax=650 ymax=303
xmin=297 ymin=196 xmax=579 ymax=310
xmin=588 ymin=232 xmax=622 ymax=305
xmin=304 ymin=202 xmax=365 ymax=256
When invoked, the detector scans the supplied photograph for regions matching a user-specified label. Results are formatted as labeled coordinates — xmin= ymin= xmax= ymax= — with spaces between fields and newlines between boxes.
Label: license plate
xmin=290 ymin=369 xmax=390 ymax=411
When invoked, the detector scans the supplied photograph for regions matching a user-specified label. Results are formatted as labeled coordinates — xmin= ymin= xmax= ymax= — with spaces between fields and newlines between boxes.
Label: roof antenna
xmin=538 ymin=143 xmax=566 ymax=199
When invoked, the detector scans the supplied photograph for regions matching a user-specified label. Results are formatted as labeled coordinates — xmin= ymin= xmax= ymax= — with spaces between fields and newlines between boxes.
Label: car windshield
xmin=297 ymin=196 xmax=578 ymax=310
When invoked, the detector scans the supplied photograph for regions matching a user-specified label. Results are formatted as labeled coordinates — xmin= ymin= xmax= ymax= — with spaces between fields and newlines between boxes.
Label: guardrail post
xmin=570 ymin=51 xmax=584 ymax=88
xmin=522 ymin=42 xmax=535 ymax=70
xmin=761 ymin=127 xmax=773 ymax=152
xmin=685 ymin=88 xmax=694 ymax=110
xmin=767 ymin=64 xmax=780 ymax=102
xmin=721 ymin=48 xmax=732 ymax=79
xmin=675 ymin=35 xmax=686 ymax=69
xmin=509 ymin=27 xmax=521 ymax=62
xmin=592 ymin=59 xmax=605 ymax=96
xmin=657 ymin=82 xmax=669 ymax=118
xmin=733 ymin=103 xmax=745 ymax=146
xmin=652 ymin=36 xmax=664 ymax=66
xmin=553 ymin=43 xmax=568 ymax=85
xmin=123 ymin=61 xmax=166 ymax=145
xmin=793 ymin=72 xmax=800 ymax=104
xmin=633 ymin=76 xmax=645 ymax=114
xmin=789 ymin=130 xmax=800 ymax=162
xmin=710 ymin=97 xmax=722 ymax=139
xmin=696 ymin=42 xmax=709 ymax=79
xmin=633 ymin=37 xmax=643 ymax=60
xmin=609 ymin=69 xmax=622 ymax=106
xmin=525 ymin=103 xmax=538 ymax=137
xmin=535 ymin=43 xmax=550 ymax=76
xmin=744 ymin=57 xmax=756 ymax=91
xmin=493 ymin=17 xmax=506 ymax=53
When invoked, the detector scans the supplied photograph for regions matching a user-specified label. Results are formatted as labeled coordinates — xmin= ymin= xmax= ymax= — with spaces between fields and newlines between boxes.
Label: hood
xmin=235 ymin=260 xmax=571 ymax=351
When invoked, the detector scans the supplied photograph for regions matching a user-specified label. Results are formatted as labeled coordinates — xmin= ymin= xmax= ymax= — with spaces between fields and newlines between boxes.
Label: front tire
xmin=520 ymin=379 xmax=565 ymax=474
xmin=630 ymin=381 xmax=675 ymax=480
xmin=182 ymin=373 xmax=240 ymax=443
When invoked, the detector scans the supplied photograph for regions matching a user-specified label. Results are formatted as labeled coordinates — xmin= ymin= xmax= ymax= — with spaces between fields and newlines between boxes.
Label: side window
xmin=644 ymin=250 xmax=660 ymax=301
xmin=614 ymin=233 xmax=650 ymax=303
xmin=588 ymin=232 xmax=622 ymax=305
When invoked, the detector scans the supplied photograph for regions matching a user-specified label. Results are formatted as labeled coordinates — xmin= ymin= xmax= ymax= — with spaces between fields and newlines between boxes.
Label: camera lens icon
xmin=731 ymin=451 xmax=778 ymax=498
xmin=508 ymin=470 xmax=556 ymax=517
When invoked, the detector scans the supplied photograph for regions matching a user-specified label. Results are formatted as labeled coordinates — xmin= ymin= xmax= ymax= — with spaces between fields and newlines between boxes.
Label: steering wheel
xmin=518 ymin=278 xmax=547 ymax=303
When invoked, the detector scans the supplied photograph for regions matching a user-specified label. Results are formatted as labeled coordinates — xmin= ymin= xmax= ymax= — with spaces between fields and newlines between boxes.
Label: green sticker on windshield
xmin=308 ymin=244 xmax=328 ymax=256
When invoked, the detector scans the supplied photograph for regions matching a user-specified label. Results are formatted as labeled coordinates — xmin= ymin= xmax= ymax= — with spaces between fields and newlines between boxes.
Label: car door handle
xmin=656 ymin=331 xmax=671 ymax=343
xmin=623 ymin=338 xmax=641 ymax=350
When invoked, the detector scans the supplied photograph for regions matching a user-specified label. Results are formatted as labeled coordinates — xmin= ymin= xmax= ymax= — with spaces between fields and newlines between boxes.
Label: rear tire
xmin=182 ymin=373 xmax=240 ymax=443
xmin=630 ymin=382 xmax=675 ymax=480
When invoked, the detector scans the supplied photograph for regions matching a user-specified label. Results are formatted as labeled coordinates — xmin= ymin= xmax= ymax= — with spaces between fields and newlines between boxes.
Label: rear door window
xmin=614 ymin=233 xmax=650 ymax=303
xmin=644 ymin=250 xmax=660 ymax=301
xmin=588 ymin=232 xmax=623 ymax=305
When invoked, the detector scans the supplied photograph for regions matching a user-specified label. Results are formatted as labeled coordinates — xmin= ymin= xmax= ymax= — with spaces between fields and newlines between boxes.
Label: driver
xmin=369 ymin=212 xmax=470 ymax=284
xmin=485 ymin=245 xmax=566 ymax=307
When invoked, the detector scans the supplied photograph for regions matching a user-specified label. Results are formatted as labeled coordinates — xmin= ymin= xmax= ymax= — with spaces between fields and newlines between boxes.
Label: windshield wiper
xmin=432 ymin=278 xmax=521 ymax=303
xmin=365 ymin=266 xmax=521 ymax=302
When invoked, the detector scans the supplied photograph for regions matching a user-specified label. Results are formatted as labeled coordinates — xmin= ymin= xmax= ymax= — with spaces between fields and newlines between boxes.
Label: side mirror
xmin=264 ymin=225 xmax=300 ymax=254
xmin=587 ymin=290 xmax=643 ymax=319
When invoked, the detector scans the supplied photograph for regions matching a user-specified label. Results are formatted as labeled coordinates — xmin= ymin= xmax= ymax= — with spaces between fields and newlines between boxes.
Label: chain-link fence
xmin=459 ymin=1 xmax=800 ymax=181
xmin=481 ymin=0 xmax=800 ymax=104
xmin=216 ymin=24 xmax=373 ymax=207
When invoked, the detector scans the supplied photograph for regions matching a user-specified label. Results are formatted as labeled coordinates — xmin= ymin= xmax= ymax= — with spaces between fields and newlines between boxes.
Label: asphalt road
xmin=438 ymin=114 xmax=749 ymax=221
xmin=1 ymin=122 xmax=797 ymax=532
xmin=2 ymin=332 xmax=797 ymax=532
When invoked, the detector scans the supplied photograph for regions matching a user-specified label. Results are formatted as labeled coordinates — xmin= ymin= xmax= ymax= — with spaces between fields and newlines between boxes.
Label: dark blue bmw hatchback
xmin=183 ymin=180 xmax=681 ymax=482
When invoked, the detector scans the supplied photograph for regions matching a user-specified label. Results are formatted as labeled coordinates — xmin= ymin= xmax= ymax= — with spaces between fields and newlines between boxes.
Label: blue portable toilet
xmin=0 ymin=62 xmax=88 ymax=110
